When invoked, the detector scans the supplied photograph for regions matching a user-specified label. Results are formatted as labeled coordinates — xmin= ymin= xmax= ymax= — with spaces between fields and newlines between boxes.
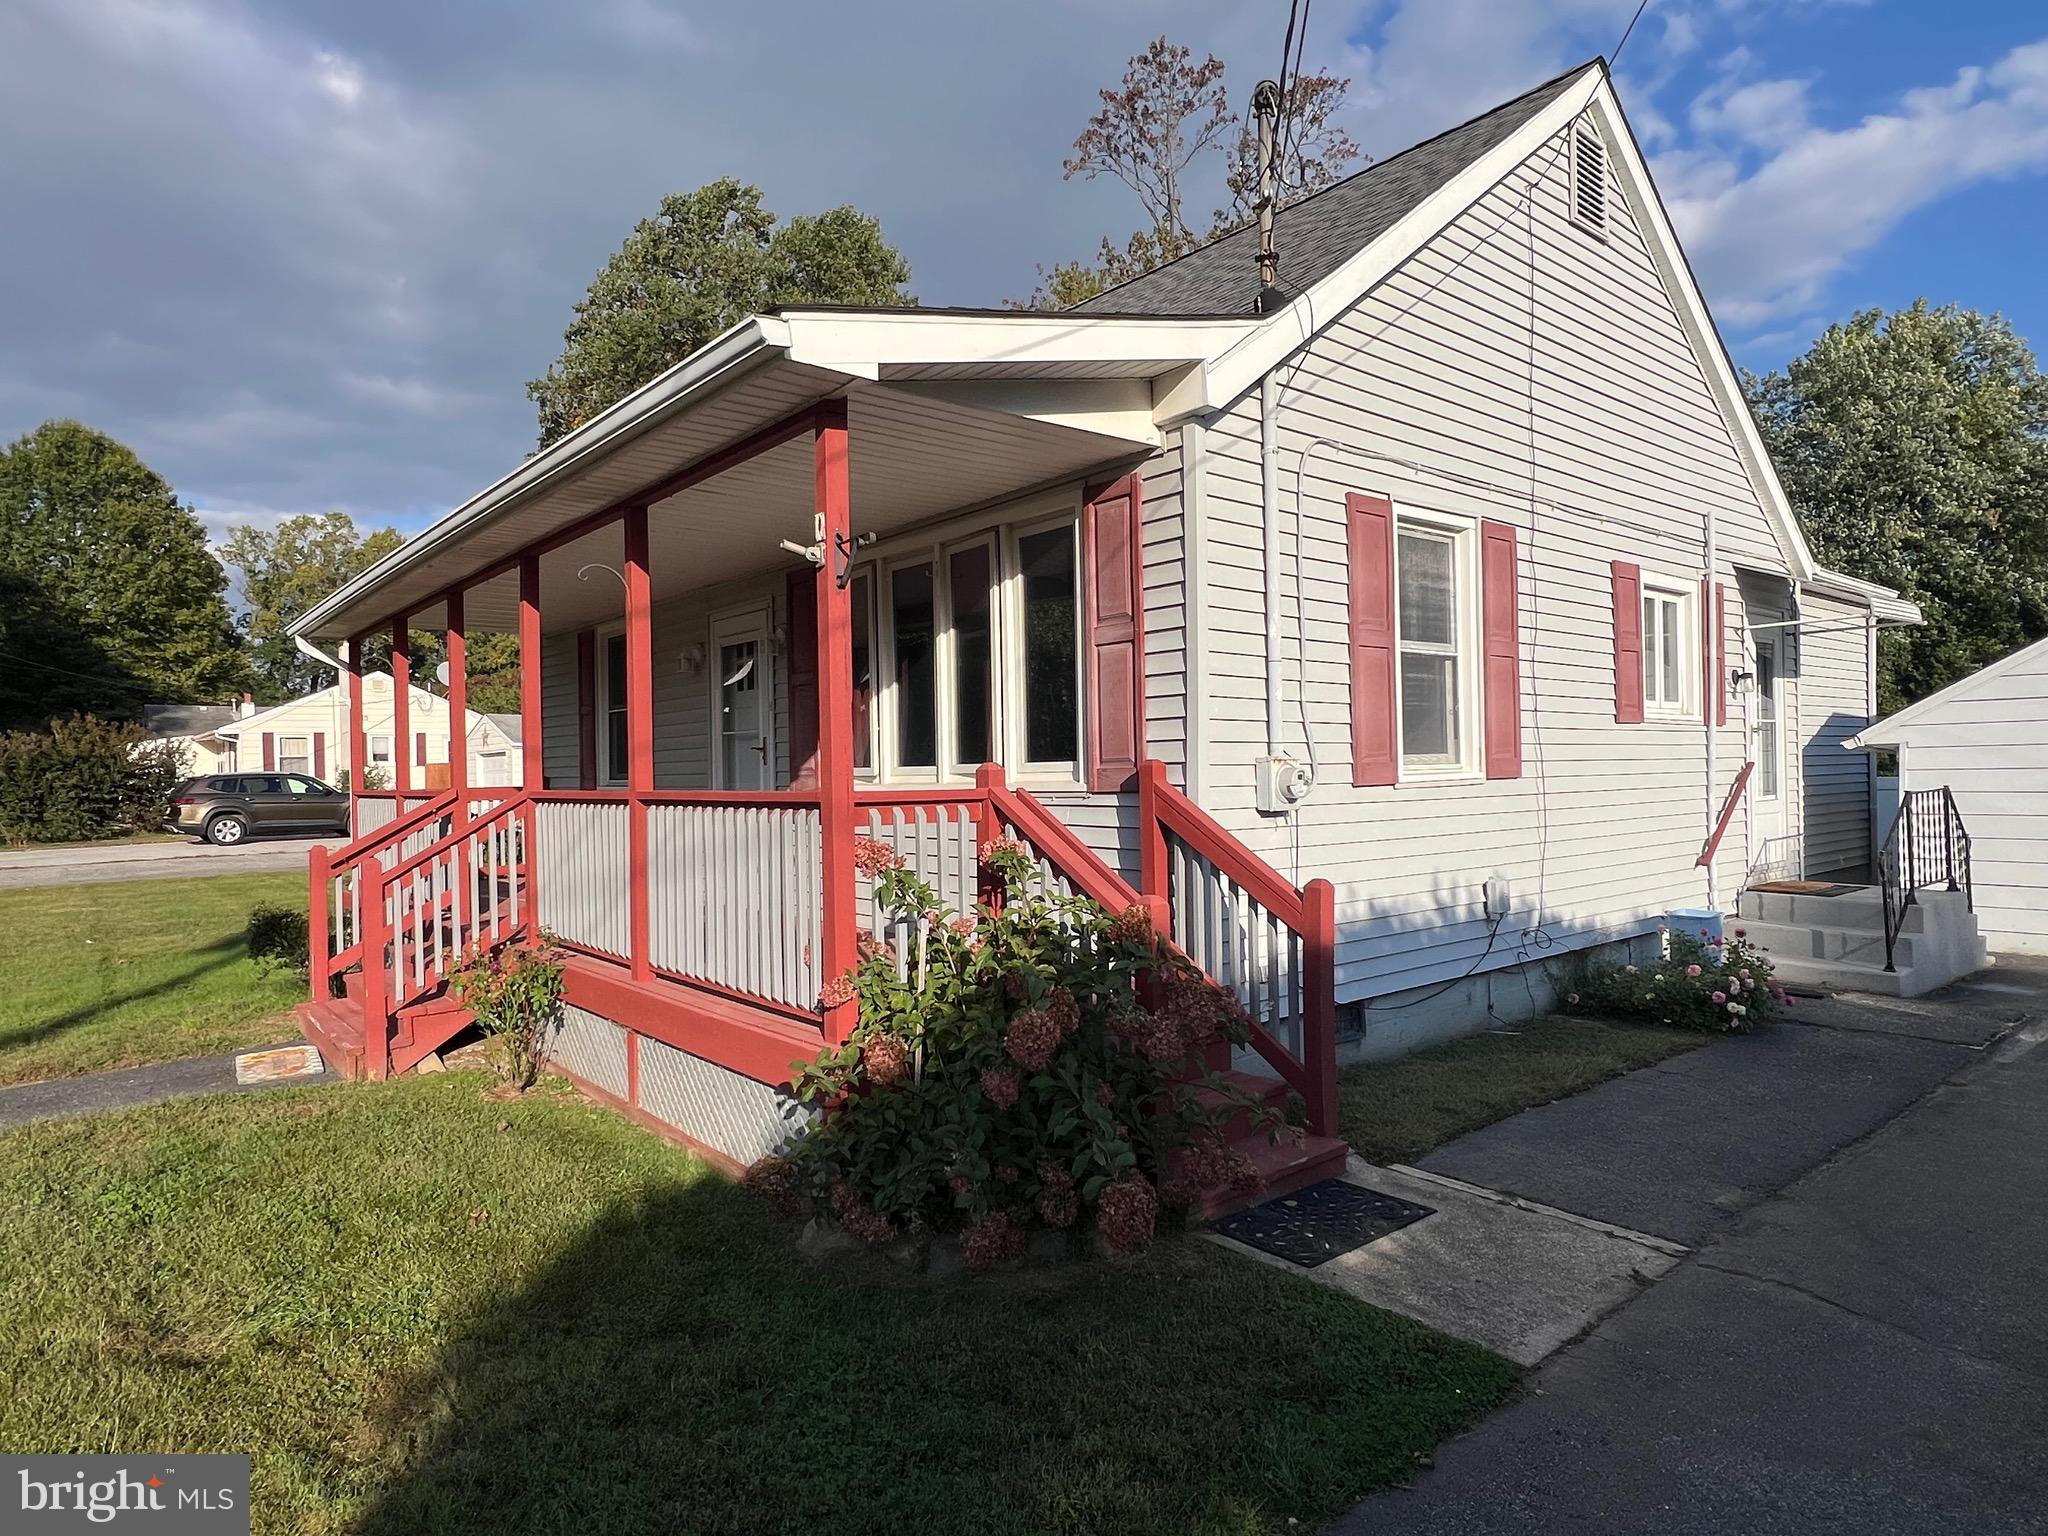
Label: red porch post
xmin=445 ymin=590 xmax=468 ymax=803
xmin=623 ymin=505 xmax=655 ymax=982
xmin=519 ymin=557 xmax=543 ymax=790
xmin=346 ymin=633 xmax=368 ymax=833
xmin=390 ymin=614 xmax=412 ymax=797
xmin=814 ymin=401 xmax=858 ymax=1043
xmin=1301 ymin=877 xmax=1339 ymax=1138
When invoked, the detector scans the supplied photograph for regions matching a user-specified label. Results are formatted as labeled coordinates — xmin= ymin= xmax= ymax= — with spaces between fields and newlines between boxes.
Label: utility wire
xmin=1612 ymin=0 xmax=1653 ymax=66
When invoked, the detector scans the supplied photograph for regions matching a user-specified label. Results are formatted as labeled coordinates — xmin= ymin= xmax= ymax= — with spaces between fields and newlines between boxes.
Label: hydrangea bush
xmin=764 ymin=834 xmax=1279 ymax=1265
xmin=1559 ymin=927 xmax=1789 ymax=1033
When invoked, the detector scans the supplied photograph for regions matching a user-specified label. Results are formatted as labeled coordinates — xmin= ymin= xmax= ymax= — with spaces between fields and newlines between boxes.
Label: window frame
xmin=1390 ymin=510 xmax=1483 ymax=783
xmin=368 ymin=734 xmax=392 ymax=766
xmin=1754 ymin=637 xmax=1783 ymax=802
xmin=855 ymin=486 xmax=1087 ymax=789
xmin=1640 ymin=579 xmax=1696 ymax=720
xmin=706 ymin=602 xmax=776 ymax=791
xmin=594 ymin=622 xmax=629 ymax=786
xmin=278 ymin=735 xmax=311 ymax=776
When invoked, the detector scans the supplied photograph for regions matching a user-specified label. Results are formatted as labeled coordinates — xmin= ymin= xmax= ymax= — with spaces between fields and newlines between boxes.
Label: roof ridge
xmin=1072 ymin=56 xmax=1605 ymax=314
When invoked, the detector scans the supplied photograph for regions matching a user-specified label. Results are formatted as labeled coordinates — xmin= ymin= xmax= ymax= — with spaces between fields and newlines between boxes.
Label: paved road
xmin=1335 ymin=967 xmax=2048 ymax=1536
xmin=0 ymin=835 xmax=340 ymax=889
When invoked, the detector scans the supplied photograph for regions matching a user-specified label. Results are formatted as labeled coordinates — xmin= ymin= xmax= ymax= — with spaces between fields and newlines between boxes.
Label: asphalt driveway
xmin=0 ymin=834 xmax=340 ymax=889
xmin=1335 ymin=967 xmax=2048 ymax=1535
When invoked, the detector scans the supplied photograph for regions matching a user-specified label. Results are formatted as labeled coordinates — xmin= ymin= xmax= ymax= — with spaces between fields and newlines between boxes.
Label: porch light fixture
xmin=1730 ymin=668 xmax=1756 ymax=693
xmin=680 ymin=643 xmax=707 ymax=676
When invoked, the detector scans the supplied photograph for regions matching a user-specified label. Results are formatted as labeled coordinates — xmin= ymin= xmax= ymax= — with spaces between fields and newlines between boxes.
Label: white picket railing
xmin=383 ymin=799 xmax=531 ymax=1011
xmin=649 ymin=801 xmax=823 ymax=1011
xmin=1163 ymin=830 xmax=1306 ymax=1059
xmin=535 ymin=798 xmax=632 ymax=960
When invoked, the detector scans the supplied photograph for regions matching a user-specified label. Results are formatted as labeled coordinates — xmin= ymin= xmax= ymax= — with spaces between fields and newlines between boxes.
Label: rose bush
xmin=773 ymin=833 xmax=1279 ymax=1264
xmin=1560 ymin=927 xmax=1788 ymax=1033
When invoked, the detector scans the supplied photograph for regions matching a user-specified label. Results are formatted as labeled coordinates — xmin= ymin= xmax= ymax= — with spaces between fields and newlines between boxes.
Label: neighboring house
xmin=286 ymin=58 xmax=1932 ymax=1173
xmin=142 ymin=700 xmax=249 ymax=775
xmin=218 ymin=671 xmax=524 ymax=792
xmin=1849 ymin=635 xmax=2048 ymax=956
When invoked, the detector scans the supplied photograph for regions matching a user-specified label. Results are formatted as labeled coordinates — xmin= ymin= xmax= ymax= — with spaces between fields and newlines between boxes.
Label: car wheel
xmin=206 ymin=813 xmax=250 ymax=847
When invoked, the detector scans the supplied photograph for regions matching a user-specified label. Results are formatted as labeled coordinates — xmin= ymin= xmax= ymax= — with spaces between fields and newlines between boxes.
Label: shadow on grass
xmin=351 ymin=1173 xmax=1516 ymax=1536
xmin=2 ymin=935 xmax=254 ymax=1054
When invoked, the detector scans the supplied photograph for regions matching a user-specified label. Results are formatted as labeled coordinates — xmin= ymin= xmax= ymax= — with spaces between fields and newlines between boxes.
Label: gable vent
xmin=1570 ymin=120 xmax=1608 ymax=235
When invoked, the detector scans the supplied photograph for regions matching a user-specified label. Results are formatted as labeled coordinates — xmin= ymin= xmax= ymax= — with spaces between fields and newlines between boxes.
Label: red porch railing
xmin=308 ymin=764 xmax=1340 ymax=1133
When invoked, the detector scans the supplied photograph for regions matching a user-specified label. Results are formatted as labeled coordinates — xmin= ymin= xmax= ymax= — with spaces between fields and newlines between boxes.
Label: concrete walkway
xmin=0 ymin=835 xmax=339 ymax=889
xmin=0 ymin=1043 xmax=329 ymax=1129
xmin=1333 ymin=964 xmax=2048 ymax=1535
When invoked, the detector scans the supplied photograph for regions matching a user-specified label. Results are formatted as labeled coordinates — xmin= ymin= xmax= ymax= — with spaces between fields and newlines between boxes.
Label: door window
xmin=718 ymin=639 xmax=766 ymax=789
xmin=602 ymin=631 xmax=628 ymax=785
xmin=1756 ymin=643 xmax=1781 ymax=799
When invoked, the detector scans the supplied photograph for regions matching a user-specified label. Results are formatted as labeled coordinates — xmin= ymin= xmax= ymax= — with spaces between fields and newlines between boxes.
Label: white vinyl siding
xmin=1884 ymin=640 xmax=2048 ymax=955
xmin=1190 ymin=121 xmax=1774 ymax=1004
xmin=1797 ymin=592 xmax=1876 ymax=878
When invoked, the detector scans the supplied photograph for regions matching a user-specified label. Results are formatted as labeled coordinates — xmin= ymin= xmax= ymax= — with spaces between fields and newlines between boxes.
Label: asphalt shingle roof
xmin=1072 ymin=62 xmax=1594 ymax=319
xmin=142 ymin=704 xmax=238 ymax=737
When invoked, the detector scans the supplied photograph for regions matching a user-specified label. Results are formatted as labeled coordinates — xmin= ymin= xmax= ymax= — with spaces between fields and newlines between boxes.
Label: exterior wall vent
xmin=1570 ymin=120 xmax=1608 ymax=236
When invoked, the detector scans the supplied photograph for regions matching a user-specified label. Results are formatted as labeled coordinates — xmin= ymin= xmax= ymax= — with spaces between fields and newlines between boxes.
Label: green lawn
xmin=1339 ymin=1015 xmax=1705 ymax=1165
xmin=0 ymin=873 xmax=309 ymax=1085
xmin=0 ymin=1076 xmax=1517 ymax=1535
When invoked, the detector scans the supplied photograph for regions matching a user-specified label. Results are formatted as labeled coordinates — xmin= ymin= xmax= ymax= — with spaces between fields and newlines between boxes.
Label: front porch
xmin=295 ymin=378 xmax=1341 ymax=1178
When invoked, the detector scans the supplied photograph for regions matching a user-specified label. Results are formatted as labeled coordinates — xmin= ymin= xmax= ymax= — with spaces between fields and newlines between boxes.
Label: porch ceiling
xmin=303 ymin=366 xmax=1151 ymax=642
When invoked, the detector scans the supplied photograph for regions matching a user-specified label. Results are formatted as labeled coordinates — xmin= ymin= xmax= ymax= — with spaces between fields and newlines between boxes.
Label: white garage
xmin=1850 ymin=635 xmax=2048 ymax=956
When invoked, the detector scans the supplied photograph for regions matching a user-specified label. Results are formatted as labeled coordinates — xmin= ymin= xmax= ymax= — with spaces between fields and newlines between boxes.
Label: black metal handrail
xmin=1878 ymin=786 xmax=1973 ymax=971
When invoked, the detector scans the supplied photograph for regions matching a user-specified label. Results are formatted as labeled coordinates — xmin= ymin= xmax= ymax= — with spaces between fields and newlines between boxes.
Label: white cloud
xmin=1661 ymin=37 xmax=2048 ymax=327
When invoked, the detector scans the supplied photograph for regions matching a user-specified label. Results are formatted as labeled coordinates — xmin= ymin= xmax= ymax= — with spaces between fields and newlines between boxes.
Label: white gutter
xmin=292 ymin=318 xmax=785 ymax=641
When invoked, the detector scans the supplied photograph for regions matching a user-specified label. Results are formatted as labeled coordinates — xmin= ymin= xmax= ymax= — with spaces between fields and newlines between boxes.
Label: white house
xmin=283 ymin=59 xmax=1946 ymax=1171
xmin=1849 ymin=636 xmax=2048 ymax=956
xmin=219 ymin=671 xmax=524 ymax=790
xmin=142 ymin=700 xmax=249 ymax=775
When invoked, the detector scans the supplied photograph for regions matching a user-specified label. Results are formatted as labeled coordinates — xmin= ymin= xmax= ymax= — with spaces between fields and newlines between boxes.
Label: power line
xmin=1612 ymin=0 xmax=1653 ymax=66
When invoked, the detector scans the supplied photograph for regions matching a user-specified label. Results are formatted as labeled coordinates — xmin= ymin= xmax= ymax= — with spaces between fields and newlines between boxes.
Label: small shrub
xmin=0 ymin=716 xmax=186 ymax=843
xmin=335 ymin=764 xmax=389 ymax=793
xmin=1559 ymin=928 xmax=1788 ymax=1033
xmin=774 ymin=834 xmax=1275 ymax=1258
xmin=449 ymin=935 xmax=565 ymax=1091
xmin=247 ymin=902 xmax=310 ymax=976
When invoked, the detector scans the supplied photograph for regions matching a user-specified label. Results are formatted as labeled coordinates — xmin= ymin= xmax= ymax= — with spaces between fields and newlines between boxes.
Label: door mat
xmin=1213 ymin=1179 xmax=1435 ymax=1268
xmin=1749 ymin=880 xmax=1849 ymax=894
xmin=235 ymin=1045 xmax=325 ymax=1084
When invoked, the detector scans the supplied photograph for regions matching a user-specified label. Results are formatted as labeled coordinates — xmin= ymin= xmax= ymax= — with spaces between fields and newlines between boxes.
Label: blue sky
xmin=0 ymin=0 xmax=2042 ymax=544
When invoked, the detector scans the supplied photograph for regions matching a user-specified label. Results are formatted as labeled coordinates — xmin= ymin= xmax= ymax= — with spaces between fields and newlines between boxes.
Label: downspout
xmin=1262 ymin=368 xmax=1284 ymax=759
xmin=1704 ymin=507 xmax=1719 ymax=912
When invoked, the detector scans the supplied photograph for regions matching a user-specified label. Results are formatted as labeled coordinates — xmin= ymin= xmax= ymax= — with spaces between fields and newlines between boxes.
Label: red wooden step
xmin=296 ymin=998 xmax=364 ymax=1080
xmin=1192 ymin=1131 xmax=1350 ymax=1223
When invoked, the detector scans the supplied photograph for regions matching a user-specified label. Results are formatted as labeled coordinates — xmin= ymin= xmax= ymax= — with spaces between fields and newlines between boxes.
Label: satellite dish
xmin=434 ymin=662 xmax=451 ymax=687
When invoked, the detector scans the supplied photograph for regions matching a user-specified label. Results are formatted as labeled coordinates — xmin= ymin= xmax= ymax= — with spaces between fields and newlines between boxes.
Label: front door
xmin=711 ymin=611 xmax=773 ymax=790
xmin=1752 ymin=637 xmax=1787 ymax=853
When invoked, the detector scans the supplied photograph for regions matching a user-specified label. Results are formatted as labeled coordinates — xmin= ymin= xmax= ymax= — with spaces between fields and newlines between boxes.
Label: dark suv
xmin=167 ymin=774 xmax=352 ymax=845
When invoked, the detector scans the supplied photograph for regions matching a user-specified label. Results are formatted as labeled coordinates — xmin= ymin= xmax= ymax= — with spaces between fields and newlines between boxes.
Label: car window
xmin=207 ymin=777 xmax=238 ymax=793
xmin=241 ymin=776 xmax=283 ymax=795
xmin=286 ymin=776 xmax=327 ymax=796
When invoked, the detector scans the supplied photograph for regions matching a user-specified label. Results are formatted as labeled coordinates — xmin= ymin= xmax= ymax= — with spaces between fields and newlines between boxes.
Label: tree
xmin=1026 ymin=38 xmax=1364 ymax=309
xmin=1746 ymin=302 xmax=2048 ymax=713
xmin=0 ymin=420 xmax=245 ymax=728
xmin=528 ymin=179 xmax=913 ymax=448
xmin=222 ymin=512 xmax=404 ymax=701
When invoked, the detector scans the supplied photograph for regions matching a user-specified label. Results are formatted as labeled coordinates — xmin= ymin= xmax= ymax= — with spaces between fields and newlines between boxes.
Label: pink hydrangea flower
xmin=1711 ymin=990 xmax=1726 ymax=1004
xmin=1686 ymin=964 xmax=1702 ymax=978
xmin=852 ymin=835 xmax=904 ymax=878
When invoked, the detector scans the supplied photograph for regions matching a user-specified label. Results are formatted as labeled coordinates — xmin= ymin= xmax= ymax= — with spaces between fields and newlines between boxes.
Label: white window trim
xmin=1392 ymin=510 xmax=1483 ymax=784
xmin=594 ymin=622 xmax=628 ymax=786
xmin=278 ymin=735 xmax=311 ymax=775
xmin=368 ymin=734 xmax=392 ymax=765
xmin=1754 ymin=637 xmax=1784 ymax=803
xmin=855 ymin=485 xmax=1088 ymax=789
xmin=1641 ymin=579 xmax=1697 ymax=721
xmin=707 ymin=602 xmax=776 ymax=790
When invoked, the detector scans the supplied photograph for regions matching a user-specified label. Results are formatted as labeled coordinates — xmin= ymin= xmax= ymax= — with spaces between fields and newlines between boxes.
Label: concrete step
xmin=1740 ymin=919 xmax=1918 ymax=970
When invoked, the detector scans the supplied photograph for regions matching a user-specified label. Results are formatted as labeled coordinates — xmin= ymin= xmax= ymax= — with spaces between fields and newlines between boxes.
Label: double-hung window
xmin=278 ymin=735 xmax=310 ymax=775
xmin=1392 ymin=518 xmax=1479 ymax=776
xmin=599 ymin=628 xmax=628 ymax=784
xmin=857 ymin=503 xmax=1084 ymax=784
xmin=1641 ymin=584 xmax=1690 ymax=716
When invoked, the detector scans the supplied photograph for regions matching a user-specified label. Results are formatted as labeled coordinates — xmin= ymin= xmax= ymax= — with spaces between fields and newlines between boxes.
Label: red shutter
xmin=786 ymin=569 xmax=819 ymax=790
xmin=261 ymin=732 xmax=275 ymax=771
xmin=1347 ymin=493 xmax=1397 ymax=786
xmin=1612 ymin=561 xmax=1644 ymax=723
xmin=1082 ymin=473 xmax=1144 ymax=793
xmin=1481 ymin=520 xmax=1522 ymax=779
xmin=576 ymin=630 xmax=597 ymax=789
xmin=1715 ymin=582 xmax=1728 ymax=727
xmin=312 ymin=734 xmax=326 ymax=781
xmin=415 ymin=732 xmax=427 ymax=767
